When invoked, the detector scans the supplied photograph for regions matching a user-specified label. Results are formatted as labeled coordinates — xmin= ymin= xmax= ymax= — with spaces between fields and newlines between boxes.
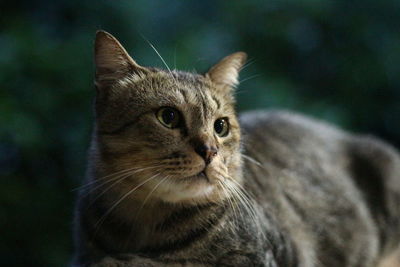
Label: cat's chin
xmin=181 ymin=171 xmax=212 ymax=183
xmin=158 ymin=172 xmax=222 ymax=204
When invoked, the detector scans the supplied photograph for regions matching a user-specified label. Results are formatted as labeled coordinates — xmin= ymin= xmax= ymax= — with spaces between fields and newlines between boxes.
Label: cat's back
xmin=239 ymin=110 xmax=351 ymax=185
xmin=239 ymin=110 xmax=400 ymax=267
xmin=240 ymin=110 xmax=346 ymax=153
xmin=239 ymin=110 xmax=400 ymax=190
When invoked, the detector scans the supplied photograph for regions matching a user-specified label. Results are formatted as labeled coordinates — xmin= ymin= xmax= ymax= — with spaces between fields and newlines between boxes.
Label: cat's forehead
xmin=154 ymin=69 xmax=211 ymax=92
xmin=157 ymin=70 xmax=225 ymax=118
xmin=120 ymin=69 xmax=228 ymax=111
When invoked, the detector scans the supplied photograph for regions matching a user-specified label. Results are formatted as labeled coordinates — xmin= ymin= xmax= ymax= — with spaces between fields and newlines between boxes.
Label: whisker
xmin=122 ymin=175 xmax=170 ymax=250
xmin=80 ymin=166 xmax=162 ymax=201
xmin=239 ymin=74 xmax=261 ymax=84
xmin=220 ymin=175 xmax=262 ymax=235
xmin=242 ymin=150 xmax=273 ymax=180
xmin=242 ymin=154 xmax=264 ymax=168
xmin=141 ymin=35 xmax=178 ymax=84
xmin=232 ymin=89 xmax=249 ymax=96
xmin=94 ymin=173 xmax=161 ymax=230
xmin=241 ymin=59 xmax=257 ymax=71
xmin=87 ymin=169 xmax=159 ymax=206
xmin=72 ymin=165 xmax=161 ymax=192
xmin=229 ymin=182 xmax=254 ymax=215
xmin=218 ymin=180 xmax=240 ymax=228
xmin=228 ymin=179 xmax=265 ymax=239
xmin=173 ymin=45 xmax=177 ymax=69
xmin=71 ymin=167 xmax=138 ymax=191
xmin=228 ymin=184 xmax=256 ymax=224
xmin=137 ymin=175 xmax=169 ymax=215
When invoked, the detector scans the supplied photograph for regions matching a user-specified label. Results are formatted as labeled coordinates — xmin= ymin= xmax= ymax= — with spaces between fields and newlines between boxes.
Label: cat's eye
xmin=214 ymin=118 xmax=229 ymax=137
xmin=156 ymin=107 xmax=181 ymax=128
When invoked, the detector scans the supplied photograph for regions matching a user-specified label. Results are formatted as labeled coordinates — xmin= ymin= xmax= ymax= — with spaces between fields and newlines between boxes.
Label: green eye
xmin=214 ymin=118 xmax=229 ymax=137
xmin=156 ymin=107 xmax=180 ymax=128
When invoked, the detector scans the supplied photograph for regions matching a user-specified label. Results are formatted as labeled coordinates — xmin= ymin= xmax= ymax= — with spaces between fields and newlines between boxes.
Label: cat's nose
xmin=194 ymin=143 xmax=218 ymax=165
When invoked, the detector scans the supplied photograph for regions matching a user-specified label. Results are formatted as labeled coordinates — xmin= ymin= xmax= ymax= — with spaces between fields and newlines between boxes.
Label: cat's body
xmin=72 ymin=31 xmax=400 ymax=266
xmin=240 ymin=111 xmax=400 ymax=267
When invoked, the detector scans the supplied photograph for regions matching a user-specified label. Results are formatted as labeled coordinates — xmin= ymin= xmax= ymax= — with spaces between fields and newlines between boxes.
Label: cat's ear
xmin=206 ymin=52 xmax=247 ymax=89
xmin=94 ymin=30 xmax=148 ymax=89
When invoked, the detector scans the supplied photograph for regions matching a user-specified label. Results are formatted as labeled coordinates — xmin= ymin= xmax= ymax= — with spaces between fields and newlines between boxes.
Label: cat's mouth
xmin=198 ymin=171 xmax=210 ymax=181
xmin=181 ymin=170 xmax=210 ymax=183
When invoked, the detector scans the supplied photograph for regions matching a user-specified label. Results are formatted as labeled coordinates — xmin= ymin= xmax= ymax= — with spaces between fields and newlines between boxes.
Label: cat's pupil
xmin=156 ymin=107 xmax=180 ymax=128
xmin=214 ymin=118 xmax=228 ymax=136
xmin=215 ymin=120 xmax=224 ymax=133
xmin=162 ymin=109 xmax=175 ymax=124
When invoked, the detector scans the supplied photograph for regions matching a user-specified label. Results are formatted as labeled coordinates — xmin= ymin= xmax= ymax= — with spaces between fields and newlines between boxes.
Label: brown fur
xmin=72 ymin=31 xmax=400 ymax=266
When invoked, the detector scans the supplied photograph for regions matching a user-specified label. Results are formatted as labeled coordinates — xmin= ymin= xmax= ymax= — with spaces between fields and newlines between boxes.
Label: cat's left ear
xmin=206 ymin=52 xmax=247 ymax=90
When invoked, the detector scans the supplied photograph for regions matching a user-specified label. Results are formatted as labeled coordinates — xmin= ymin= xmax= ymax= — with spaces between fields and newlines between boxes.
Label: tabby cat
xmin=72 ymin=31 xmax=400 ymax=266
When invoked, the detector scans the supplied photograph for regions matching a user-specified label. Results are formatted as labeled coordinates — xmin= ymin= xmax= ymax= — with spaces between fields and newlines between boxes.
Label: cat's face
xmin=92 ymin=31 xmax=246 ymax=205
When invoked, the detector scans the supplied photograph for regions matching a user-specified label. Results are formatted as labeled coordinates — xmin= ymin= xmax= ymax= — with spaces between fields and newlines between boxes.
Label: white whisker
xmin=242 ymin=154 xmax=264 ymax=168
xmin=239 ymin=74 xmax=261 ymax=84
xmin=218 ymin=180 xmax=241 ymax=229
xmin=141 ymin=35 xmax=178 ymax=84
xmin=94 ymin=173 xmax=161 ymax=230
xmin=240 ymin=59 xmax=256 ymax=71
xmin=72 ymin=165 xmax=161 ymax=192
xmin=136 ymin=175 xmax=169 ymax=217
xmin=80 ymin=166 xmax=162 ymax=201
xmin=72 ymin=167 xmax=137 ymax=191
xmin=228 ymin=178 xmax=266 ymax=239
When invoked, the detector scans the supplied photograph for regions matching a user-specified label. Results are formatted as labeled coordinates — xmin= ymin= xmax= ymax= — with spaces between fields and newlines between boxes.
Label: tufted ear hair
xmin=206 ymin=52 xmax=247 ymax=89
xmin=94 ymin=30 xmax=148 ymax=89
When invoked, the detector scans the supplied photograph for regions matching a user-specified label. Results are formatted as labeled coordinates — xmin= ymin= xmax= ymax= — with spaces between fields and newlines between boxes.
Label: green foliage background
xmin=1 ymin=0 xmax=399 ymax=266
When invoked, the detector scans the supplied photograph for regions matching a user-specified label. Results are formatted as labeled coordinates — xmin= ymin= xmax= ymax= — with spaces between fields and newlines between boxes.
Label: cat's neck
xmin=82 ymin=182 xmax=226 ymax=254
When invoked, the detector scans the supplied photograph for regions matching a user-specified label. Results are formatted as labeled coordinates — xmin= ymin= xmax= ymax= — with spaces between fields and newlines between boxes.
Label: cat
xmin=72 ymin=30 xmax=400 ymax=266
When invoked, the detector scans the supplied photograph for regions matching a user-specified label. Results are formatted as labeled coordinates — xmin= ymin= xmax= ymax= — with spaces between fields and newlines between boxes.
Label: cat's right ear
xmin=206 ymin=52 xmax=247 ymax=94
xmin=94 ymin=30 xmax=148 ymax=89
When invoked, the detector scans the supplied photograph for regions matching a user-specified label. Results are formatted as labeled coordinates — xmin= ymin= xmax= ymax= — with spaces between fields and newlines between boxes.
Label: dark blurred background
xmin=1 ymin=0 xmax=399 ymax=266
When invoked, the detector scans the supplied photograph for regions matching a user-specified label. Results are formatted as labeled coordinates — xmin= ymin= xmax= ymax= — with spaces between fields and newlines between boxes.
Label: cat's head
xmin=91 ymin=31 xmax=246 ymax=205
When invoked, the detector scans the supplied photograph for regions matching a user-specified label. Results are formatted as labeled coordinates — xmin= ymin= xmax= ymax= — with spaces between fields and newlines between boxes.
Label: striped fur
xmin=72 ymin=31 xmax=400 ymax=266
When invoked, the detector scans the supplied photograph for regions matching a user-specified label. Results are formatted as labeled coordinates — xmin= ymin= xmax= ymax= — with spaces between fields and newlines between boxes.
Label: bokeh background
xmin=1 ymin=0 xmax=399 ymax=266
